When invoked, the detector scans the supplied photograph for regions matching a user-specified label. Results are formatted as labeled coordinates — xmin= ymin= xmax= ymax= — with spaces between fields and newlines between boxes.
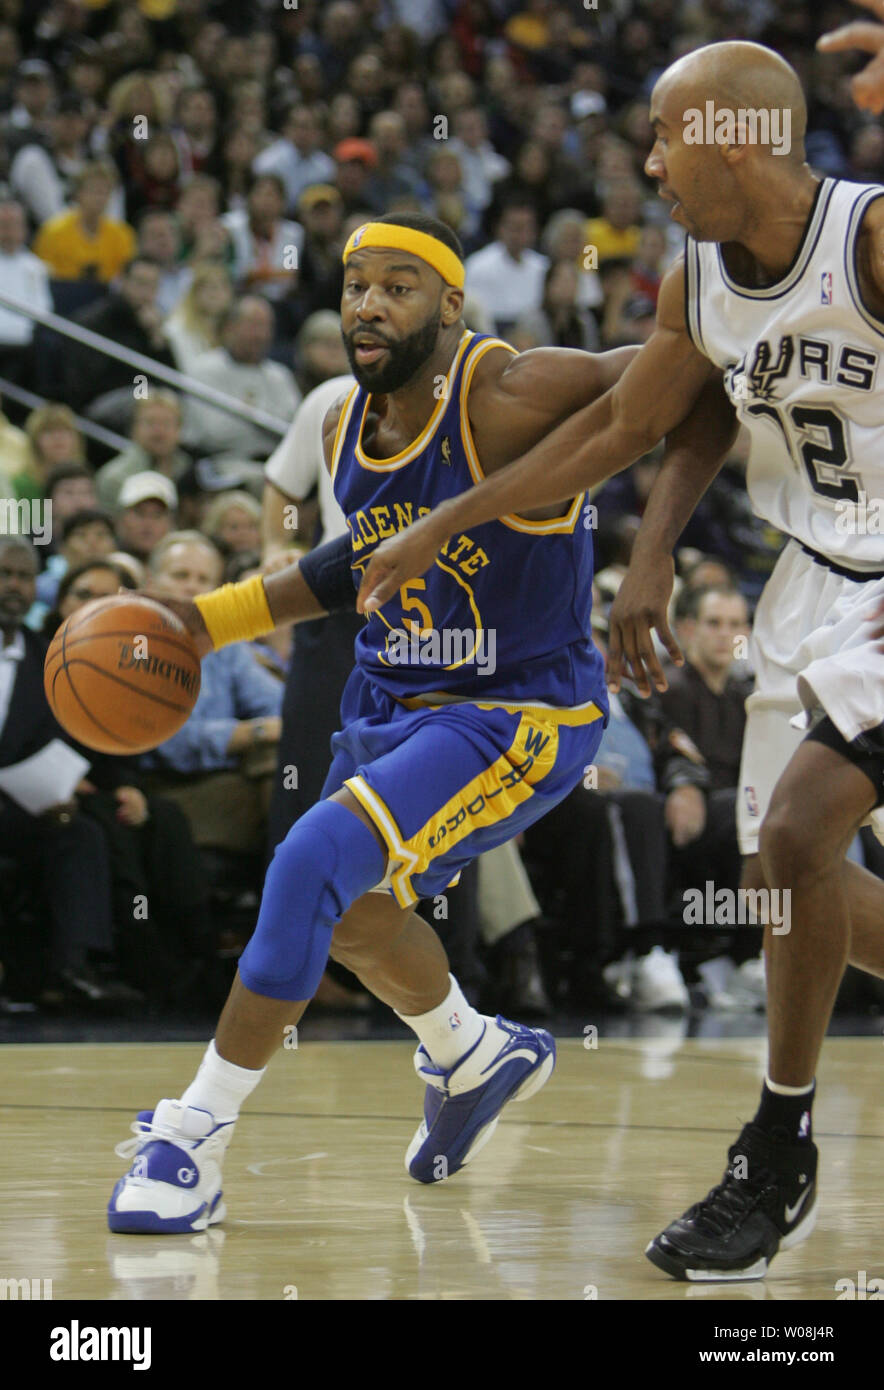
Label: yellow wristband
xmin=194 ymin=575 xmax=274 ymax=649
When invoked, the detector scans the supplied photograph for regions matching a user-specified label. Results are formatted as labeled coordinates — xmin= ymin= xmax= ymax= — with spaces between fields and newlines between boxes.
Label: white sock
xmin=765 ymin=1073 xmax=815 ymax=1096
xmin=180 ymin=1039 xmax=266 ymax=1122
xmin=397 ymin=975 xmax=485 ymax=1070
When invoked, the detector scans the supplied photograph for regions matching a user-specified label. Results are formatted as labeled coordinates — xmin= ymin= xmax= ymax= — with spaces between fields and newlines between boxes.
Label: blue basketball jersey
xmin=331 ymin=330 xmax=607 ymax=710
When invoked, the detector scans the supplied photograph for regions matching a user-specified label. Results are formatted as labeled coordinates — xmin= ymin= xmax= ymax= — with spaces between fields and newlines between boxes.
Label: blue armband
xmin=298 ymin=534 xmax=357 ymax=612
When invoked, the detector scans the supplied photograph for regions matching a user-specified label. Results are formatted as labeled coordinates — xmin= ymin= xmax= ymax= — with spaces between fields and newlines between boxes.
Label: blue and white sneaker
xmin=405 ymin=1015 xmax=556 ymax=1183
xmin=108 ymin=1099 xmax=234 ymax=1234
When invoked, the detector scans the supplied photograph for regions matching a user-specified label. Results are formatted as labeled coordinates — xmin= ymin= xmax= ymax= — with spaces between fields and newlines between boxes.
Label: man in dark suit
xmin=62 ymin=255 xmax=177 ymax=424
xmin=0 ymin=535 xmax=137 ymax=1006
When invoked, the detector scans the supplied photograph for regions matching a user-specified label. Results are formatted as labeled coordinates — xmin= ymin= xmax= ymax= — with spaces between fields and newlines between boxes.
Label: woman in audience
xmin=164 ymin=259 xmax=234 ymax=370
xmin=15 ymin=404 xmax=88 ymax=503
xmin=518 ymin=258 xmax=599 ymax=351
xmin=202 ymin=490 xmax=262 ymax=559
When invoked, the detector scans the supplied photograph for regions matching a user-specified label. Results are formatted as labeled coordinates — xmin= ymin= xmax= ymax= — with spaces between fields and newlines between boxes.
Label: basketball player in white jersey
xmin=356 ymin=40 xmax=884 ymax=1280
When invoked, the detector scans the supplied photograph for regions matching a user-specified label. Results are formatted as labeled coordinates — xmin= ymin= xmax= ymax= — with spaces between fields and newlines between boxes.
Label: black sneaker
xmin=645 ymin=1122 xmax=818 ymax=1281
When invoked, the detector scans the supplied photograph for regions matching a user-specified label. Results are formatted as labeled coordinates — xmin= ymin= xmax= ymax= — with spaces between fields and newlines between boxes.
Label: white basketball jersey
xmin=685 ymin=177 xmax=884 ymax=570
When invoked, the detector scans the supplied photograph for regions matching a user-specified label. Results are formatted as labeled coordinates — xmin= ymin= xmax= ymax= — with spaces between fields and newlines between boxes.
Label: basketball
xmin=43 ymin=595 xmax=201 ymax=755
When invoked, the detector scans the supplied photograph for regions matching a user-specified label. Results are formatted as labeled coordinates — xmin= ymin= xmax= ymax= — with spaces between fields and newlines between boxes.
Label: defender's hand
xmin=818 ymin=2 xmax=884 ymax=113
xmin=357 ymin=513 xmax=449 ymax=615
xmin=605 ymin=553 xmax=682 ymax=696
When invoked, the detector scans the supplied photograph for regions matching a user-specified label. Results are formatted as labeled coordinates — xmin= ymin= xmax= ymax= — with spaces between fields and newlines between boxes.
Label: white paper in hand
xmin=0 ymin=739 xmax=91 ymax=816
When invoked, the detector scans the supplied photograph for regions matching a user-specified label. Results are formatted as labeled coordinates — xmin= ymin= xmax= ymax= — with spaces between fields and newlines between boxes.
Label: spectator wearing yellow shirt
xmin=584 ymin=181 xmax=644 ymax=264
xmin=32 ymin=161 xmax=135 ymax=282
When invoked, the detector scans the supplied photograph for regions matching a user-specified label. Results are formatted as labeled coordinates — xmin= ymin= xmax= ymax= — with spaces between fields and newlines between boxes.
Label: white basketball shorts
xmin=737 ymin=538 xmax=884 ymax=855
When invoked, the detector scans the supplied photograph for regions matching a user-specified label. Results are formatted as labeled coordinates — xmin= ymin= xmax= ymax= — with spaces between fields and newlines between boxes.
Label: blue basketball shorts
xmin=320 ymin=668 xmax=607 ymax=908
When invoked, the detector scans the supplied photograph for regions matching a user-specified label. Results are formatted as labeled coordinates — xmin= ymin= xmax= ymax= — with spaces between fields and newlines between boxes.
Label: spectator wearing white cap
xmin=94 ymin=391 xmax=192 ymax=512
xmin=114 ymin=471 xmax=178 ymax=564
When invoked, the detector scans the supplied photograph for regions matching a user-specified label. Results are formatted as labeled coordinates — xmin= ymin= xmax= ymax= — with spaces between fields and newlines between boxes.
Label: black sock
xmin=754 ymin=1078 xmax=815 ymax=1142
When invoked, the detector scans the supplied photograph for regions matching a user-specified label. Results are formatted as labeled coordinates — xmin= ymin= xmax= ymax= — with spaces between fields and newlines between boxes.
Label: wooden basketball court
xmin=1 ymin=1034 xmax=880 ymax=1300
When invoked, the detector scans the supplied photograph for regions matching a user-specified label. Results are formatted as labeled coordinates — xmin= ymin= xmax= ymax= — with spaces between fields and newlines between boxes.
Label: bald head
xmin=656 ymin=42 xmax=806 ymax=153
xmin=646 ymin=41 xmax=814 ymax=244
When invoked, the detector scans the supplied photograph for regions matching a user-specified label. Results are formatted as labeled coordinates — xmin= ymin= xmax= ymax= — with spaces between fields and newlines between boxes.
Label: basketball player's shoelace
xmin=114 ymin=1114 xmax=230 ymax=1167
xmin=686 ymin=1174 xmax=776 ymax=1237
xmin=685 ymin=1145 xmax=780 ymax=1237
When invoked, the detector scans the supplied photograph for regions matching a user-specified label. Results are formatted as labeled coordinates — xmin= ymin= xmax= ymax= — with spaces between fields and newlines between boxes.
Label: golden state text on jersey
xmin=330 ymin=330 xmax=607 ymax=707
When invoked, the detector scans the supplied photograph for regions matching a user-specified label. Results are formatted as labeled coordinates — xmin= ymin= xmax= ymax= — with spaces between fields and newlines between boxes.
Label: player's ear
xmin=441 ymin=286 xmax=464 ymax=328
xmin=721 ymin=124 xmax=752 ymax=167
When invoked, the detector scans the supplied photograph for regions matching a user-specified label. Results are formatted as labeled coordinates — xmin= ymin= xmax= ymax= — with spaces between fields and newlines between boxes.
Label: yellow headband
xmin=342 ymin=222 xmax=465 ymax=289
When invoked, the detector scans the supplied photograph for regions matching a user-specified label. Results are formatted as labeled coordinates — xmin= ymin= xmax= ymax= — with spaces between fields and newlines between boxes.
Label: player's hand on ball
xmin=606 ymin=552 xmax=681 ymax=696
xmin=357 ymin=513 xmax=448 ymax=615
xmin=818 ymin=0 xmax=884 ymax=113
xmin=132 ymin=589 xmax=214 ymax=658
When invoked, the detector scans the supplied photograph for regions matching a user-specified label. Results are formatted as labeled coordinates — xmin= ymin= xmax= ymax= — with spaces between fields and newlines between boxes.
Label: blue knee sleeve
xmin=238 ymin=800 xmax=386 ymax=1000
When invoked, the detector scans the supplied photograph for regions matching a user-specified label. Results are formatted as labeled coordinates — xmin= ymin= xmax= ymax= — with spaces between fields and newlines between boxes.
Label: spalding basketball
xmin=44 ymin=595 xmax=201 ymax=754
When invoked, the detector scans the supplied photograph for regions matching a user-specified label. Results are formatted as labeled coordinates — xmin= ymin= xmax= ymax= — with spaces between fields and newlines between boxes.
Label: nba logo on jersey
xmin=744 ymin=785 xmax=759 ymax=817
xmin=448 ymin=1012 xmax=462 ymax=1030
xmin=820 ymin=271 xmax=833 ymax=305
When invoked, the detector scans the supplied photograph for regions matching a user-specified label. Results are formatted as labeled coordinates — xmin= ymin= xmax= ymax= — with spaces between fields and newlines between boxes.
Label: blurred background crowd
xmin=1 ymin=0 xmax=883 ymax=1024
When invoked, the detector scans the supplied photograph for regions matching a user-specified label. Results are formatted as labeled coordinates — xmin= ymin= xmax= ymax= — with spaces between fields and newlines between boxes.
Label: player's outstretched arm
xmin=818 ymin=0 xmax=884 ymax=113
xmin=144 ymin=533 xmax=355 ymax=657
xmin=606 ymin=374 xmax=737 ymax=697
xmin=356 ymin=261 xmax=715 ymax=614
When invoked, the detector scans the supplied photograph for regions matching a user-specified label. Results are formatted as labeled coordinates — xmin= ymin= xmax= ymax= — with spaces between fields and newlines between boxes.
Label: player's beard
xmin=343 ymin=308 xmax=442 ymax=394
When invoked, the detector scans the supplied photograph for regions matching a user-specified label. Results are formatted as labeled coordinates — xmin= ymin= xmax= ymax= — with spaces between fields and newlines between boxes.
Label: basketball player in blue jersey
xmin=356 ymin=48 xmax=884 ymax=1282
xmin=108 ymin=211 xmax=733 ymax=1233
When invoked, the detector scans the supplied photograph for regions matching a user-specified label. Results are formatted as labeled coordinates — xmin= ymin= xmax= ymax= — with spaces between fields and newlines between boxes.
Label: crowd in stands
xmin=1 ymin=0 xmax=883 ymax=1021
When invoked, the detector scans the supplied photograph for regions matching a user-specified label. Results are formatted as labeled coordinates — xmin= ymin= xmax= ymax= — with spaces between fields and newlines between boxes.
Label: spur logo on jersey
xmin=725 ymin=340 xmax=792 ymax=401
xmin=725 ymin=335 xmax=878 ymax=404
